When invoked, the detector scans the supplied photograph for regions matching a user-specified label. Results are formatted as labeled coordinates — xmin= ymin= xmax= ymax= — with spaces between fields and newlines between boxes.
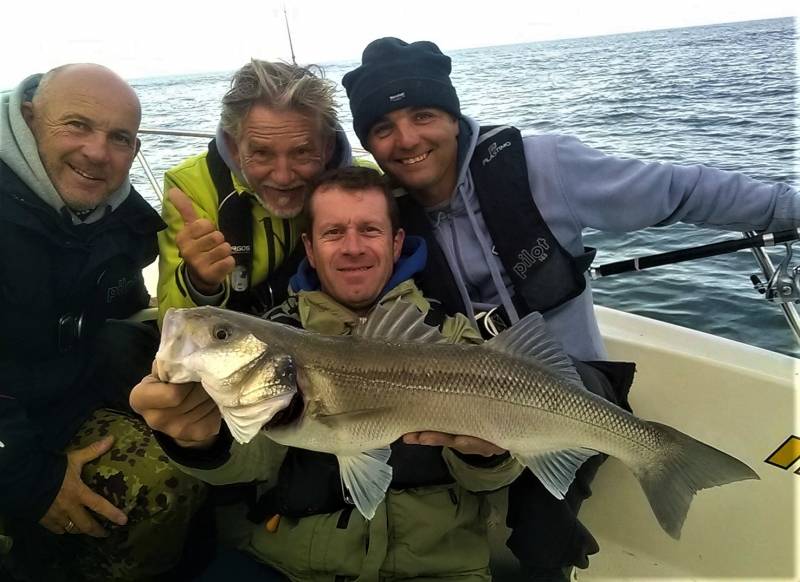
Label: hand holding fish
xmin=39 ymin=436 xmax=128 ymax=537
xmin=169 ymin=187 xmax=235 ymax=295
xmin=403 ymin=431 xmax=506 ymax=457
xmin=129 ymin=364 xmax=222 ymax=449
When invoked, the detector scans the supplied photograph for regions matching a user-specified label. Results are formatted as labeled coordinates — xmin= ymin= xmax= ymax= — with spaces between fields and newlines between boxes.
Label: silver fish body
xmin=158 ymin=302 xmax=759 ymax=538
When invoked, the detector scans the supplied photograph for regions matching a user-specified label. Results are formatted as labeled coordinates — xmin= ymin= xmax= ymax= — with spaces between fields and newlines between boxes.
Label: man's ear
xmin=21 ymin=102 xmax=34 ymax=129
xmin=134 ymin=137 xmax=142 ymax=156
xmin=393 ymin=228 xmax=405 ymax=262
xmin=302 ymin=233 xmax=316 ymax=269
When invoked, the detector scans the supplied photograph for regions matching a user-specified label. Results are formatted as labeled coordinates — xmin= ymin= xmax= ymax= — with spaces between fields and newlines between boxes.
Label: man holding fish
xmin=133 ymin=166 xmax=527 ymax=580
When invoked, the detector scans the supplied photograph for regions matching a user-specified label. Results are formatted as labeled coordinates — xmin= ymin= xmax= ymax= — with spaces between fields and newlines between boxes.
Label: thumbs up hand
xmin=169 ymin=187 xmax=235 ymax=294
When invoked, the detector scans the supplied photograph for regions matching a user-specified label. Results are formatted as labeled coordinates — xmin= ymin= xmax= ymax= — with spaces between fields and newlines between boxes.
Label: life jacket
xmin=398 ymin=125 xmax=596 ymax=320
xmin=205 ymin=139 xmax=304 ymax=315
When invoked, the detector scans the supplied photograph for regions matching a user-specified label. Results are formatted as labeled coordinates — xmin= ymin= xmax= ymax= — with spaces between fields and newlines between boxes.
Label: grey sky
xmin=1 ymin=0 xmax=796 ymax=89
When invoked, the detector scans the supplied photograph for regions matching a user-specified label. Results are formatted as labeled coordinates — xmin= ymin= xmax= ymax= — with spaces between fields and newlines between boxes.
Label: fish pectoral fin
xmin=337 ymin=447 xmax=393 ymax=520
xmin=515 ymin=448 xmax=599 ymax=499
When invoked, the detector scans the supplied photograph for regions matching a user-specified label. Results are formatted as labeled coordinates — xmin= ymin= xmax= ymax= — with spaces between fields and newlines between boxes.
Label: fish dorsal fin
xmin=485 ymin=311 xmax=583 ymax=387
xmin=337 ymin=446 xmax=393 ymax=520
xmin=356 ymin=299 xmax=446 ymax=344
xmin=515 ymin=448 xmax=599 ymax=499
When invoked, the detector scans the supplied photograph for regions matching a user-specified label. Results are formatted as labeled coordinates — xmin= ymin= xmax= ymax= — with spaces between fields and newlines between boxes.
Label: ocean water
xmin=131 ymin=17 xmax=799 ymax=357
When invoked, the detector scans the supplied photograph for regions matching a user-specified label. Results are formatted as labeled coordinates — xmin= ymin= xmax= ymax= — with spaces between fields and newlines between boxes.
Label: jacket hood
xmin=0 ymin=74 xmax=132 ymax=225
xmin=214 ymin=121 xmax=355 ymax=187
xmin=455 ymin=116 xmax=479 ymax=189
xmin=289 ymin=235 xmax=427 ymax=297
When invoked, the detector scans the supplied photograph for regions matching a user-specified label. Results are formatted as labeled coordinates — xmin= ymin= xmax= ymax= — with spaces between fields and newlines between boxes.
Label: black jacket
xmin=0 ymin=160 xmax=164 ymax=521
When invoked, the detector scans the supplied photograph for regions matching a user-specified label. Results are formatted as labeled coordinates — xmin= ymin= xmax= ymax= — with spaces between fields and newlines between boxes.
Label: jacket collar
xmin=296 ymin=278 xmax=431 ymax=336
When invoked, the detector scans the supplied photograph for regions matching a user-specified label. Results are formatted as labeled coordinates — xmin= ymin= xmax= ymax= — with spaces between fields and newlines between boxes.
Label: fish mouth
xmin=156 ymin=309 xmax=202 ymax=383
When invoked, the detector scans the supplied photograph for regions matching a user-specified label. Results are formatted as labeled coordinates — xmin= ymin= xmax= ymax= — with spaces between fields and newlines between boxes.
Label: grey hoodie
xmin=422 ymin=116 xmax=800 ymax=360
xmin=0 ymin=74 xmax=131 ymax=225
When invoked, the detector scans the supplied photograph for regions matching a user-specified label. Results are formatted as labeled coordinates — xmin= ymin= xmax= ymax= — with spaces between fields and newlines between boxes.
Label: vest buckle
xmin=57 ymin=313 xmax=85 ymax=352
xmin=475 ymin=306 xmax=510 ymax=339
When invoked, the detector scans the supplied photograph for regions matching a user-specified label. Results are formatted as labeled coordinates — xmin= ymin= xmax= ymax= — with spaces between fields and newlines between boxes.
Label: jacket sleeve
xmin=156 ymin=170 xmax=230 ymax=326
xmin=532 ymin=135 xmax=800 ymax=234
xmin=162 ymin=428 xmax=288 ymax=488
xmin=0 ymin=390 xmax=67 ymax=521
xmin=441 ymin=448 xmax=523 ymax=492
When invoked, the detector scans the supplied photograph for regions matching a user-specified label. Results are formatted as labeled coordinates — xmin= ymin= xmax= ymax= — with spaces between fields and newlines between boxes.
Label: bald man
xmin=0 ymin=64 xmax=205 ymax=581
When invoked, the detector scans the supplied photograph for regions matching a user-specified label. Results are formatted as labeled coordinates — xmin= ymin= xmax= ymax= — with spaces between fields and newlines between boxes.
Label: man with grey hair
xmin=0 ymin=64 xmax=206 ymax=580
xmin=158 ymin=59 xmax=365 ymax=323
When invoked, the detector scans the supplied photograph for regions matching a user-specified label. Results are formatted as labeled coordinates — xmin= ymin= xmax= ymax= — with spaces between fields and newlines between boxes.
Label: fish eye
xmin=213 ymin=324 xmax=233 ymax=341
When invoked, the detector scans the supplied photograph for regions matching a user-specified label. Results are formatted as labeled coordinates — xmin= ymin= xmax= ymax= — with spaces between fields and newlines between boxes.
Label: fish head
xmin=156 ymin=307 xmax=298 ymax=408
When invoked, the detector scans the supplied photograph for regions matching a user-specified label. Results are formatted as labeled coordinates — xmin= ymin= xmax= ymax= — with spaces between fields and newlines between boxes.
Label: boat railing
xmin=136 ymin=128 xmax=216 ymax=202
xmin=745 ymin=231 xmax=800 ymax=342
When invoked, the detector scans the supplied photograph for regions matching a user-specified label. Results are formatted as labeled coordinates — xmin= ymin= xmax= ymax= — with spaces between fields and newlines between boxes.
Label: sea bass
xmin=156 ymin=302 xmax=759 ymax=539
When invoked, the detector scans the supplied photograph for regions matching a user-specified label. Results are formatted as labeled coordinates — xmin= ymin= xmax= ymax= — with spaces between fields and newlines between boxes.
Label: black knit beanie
xmin=342 ymin=37 xmax=461 ymax=146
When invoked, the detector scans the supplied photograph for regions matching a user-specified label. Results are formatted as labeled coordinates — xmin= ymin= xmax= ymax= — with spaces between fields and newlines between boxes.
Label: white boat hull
xmin=578 ymin=306 xmax=799 ymax=580
xmin=491 ymin=306 xmax=798 ymax=581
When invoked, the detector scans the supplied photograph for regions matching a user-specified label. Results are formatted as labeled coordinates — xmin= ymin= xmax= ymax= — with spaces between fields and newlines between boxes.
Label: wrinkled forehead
xmin=239 ymin=105 xmax=328 ymax=148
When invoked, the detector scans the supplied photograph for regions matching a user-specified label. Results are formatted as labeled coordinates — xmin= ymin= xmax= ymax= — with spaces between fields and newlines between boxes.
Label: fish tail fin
xmin=635 ymin=421 xmax=759 ymax=540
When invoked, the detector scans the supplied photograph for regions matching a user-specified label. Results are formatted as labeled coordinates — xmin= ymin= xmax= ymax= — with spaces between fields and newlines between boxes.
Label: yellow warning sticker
xmin=765 ymin=435 xmax=800 ymax=473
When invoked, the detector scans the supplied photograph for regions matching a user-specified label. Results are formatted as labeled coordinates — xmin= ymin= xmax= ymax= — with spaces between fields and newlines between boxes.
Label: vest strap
xmin=470 ymin=125 xmax=588 ymax=315
xmin=205 ymin=139 xmax=301 ymax=314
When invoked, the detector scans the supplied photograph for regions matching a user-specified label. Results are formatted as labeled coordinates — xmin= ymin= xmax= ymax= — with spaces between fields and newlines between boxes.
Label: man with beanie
xmin=342 ymin=37 xmax=800 ymax=580
xmin=0 ymin=64 xmax=206 ymax=580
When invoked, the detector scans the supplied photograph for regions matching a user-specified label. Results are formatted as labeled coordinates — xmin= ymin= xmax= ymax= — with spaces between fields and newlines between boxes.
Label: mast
xmin=283 ymin=4 xmax=297 ymax=65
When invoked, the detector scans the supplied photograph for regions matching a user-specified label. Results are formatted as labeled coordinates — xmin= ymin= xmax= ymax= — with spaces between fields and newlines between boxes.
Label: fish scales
xmin=285 ymin=334 xmax=665 ymax=462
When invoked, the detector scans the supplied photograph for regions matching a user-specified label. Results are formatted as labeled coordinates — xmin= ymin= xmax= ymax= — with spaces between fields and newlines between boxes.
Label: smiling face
xmin=366 ymin=106 xmax=460 ymax=208
xmin=303 ymin=185 xmax=405 ymax=313
xmin=22 ymin=64 xmax=141 ymax=211
xmin=229 ymin=104 xmax=333 ymax=218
